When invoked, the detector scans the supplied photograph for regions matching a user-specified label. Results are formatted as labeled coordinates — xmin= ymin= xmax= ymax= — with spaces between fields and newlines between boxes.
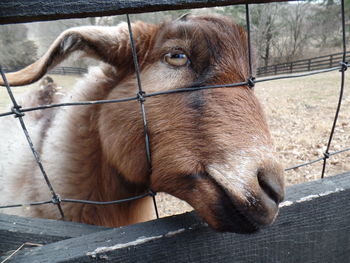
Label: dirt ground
xmin=0 ymin=70 xmax=349 ymax=217
xmin=256 ymin=71 xmax=350 ymax=183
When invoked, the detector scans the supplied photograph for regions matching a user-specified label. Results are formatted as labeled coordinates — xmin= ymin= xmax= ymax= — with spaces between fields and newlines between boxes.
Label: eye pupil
xmin=172 ymin=53 xmax=186 ymax=59
xmin=164 ymin=52 xmax=189 ymax=67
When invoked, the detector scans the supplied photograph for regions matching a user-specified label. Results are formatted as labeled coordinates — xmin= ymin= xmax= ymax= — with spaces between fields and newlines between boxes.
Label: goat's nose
xmin=242 ymin=165 xmax=284 ymax=227
xmin=257 ymin=167 xmax=285 ymax=205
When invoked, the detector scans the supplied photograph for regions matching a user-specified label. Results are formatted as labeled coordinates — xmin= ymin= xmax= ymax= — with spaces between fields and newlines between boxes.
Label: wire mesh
xmin=0 ymin=1 xmax=348 ymax=217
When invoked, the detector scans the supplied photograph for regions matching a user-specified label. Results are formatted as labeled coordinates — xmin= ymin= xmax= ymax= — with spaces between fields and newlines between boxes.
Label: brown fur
xmin=0 ymin=15 xmax=284 ymax=233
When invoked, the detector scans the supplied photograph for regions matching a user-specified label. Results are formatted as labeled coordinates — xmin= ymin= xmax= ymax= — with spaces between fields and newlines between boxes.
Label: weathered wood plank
xmin=6 ymin=172 xmax=350 ymax=263
xmin=0 ymin=213 xmax=109 ymax=254
xmin=0 ymin=0 xmax=292 ymax=25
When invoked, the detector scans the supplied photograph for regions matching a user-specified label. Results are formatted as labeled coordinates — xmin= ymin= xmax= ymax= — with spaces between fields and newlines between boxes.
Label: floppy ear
xmin=0 ymin=21 xmax=157 ymax=86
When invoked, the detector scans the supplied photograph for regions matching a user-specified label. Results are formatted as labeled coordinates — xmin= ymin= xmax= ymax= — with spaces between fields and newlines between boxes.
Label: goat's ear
xmin=0 ymin=22 xmax=156 ymax=86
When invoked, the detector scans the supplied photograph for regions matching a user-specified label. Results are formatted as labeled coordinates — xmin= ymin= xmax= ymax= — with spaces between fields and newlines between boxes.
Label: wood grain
xmin=0 ymin=213 xmax=109 ymax=254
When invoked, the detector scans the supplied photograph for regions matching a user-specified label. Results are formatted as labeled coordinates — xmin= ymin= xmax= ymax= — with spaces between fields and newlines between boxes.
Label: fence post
xmin=290 ymin=62 xmax=293 ymax=73
xmin=330 ymin=55 xmax=333 ymax=67
xmin=308 ymin=59 xmax=311 ymax=71
xmin=274 ymin=64 xmax=277 ymax=75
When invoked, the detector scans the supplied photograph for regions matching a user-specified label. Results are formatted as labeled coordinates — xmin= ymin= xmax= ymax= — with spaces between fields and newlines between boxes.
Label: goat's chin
xmin=193 ymin=197 xmax=279 ymax=234
xmin=200 ymin=213 xmax=260 ymax=234
xmin=193 ymin=195 xmax=263 ymax=234
xmin=188 ymin=195 xmax=262 ymax=234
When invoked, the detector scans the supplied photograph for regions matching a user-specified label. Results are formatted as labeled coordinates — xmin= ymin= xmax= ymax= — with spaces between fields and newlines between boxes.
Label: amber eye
xmin=164 ymin=53 xmax=189 ymax=67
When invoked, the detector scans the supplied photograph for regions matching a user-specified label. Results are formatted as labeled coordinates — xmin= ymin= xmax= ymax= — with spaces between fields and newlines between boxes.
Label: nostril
xmin=257 ymin=170 xmax=284 ymax=204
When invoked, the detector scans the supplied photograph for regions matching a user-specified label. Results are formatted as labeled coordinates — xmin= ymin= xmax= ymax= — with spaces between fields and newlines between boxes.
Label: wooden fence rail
xmin=257 ymin=51 xmax=350 ymax=77
xmin=0 ymin=0 xmax=291 ymax=25
xmin=1 ymin=172 xmax=349 ymax=263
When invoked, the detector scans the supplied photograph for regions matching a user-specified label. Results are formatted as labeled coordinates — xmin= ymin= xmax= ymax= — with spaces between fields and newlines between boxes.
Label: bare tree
xmin=251 ymin=3 xmax=282 ymax=67
xmin=309 ymin=0 xmax=343 ymax=52
xmin=272 ymin=2 xmax=312 ymax=63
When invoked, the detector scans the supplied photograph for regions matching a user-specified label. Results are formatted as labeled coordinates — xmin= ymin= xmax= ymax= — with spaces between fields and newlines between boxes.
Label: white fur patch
xmin=207 ymin=152 xmax=258 ymax=203
xmin=206 ymin=144 xmax=280 ymax=203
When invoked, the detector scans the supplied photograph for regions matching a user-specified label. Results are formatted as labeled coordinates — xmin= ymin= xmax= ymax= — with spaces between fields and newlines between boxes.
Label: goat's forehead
xmin=157 ymin=16 xmax=240 ymax=45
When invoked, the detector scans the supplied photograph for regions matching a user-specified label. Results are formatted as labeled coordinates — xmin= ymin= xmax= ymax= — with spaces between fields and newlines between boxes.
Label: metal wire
xmin=245 ymin=3 xmax=255 ymax=88
xmin=0 ymin=2 xmax=348 ymax=215
xmin=0 ymin=192 xmax=153 ymax=209
xmin=285 ymin=147 xmax=350 ymax=171
xmin=320 ymin=0 xmax=347 ymax=179
xmin=1 ymin=64 xmax=347 ymax=119
xmin=0 ymin=81 xmax=251 ymax=118
xmin=126 ymin=14 xmax=159 ymax=219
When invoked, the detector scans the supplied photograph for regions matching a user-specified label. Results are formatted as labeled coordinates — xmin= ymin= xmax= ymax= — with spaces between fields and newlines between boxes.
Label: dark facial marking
xmin=187 ymin=91 xmax=206 ymax=111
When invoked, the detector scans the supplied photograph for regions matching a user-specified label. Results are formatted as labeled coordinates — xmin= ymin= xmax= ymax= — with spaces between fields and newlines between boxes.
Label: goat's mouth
xmin=194 ymin=175 xmax=264 ymax=233
xmin=207 ymin=188 xmax=260 ymax=233
xmin=158 ymin=171 xmax=280 ymax=234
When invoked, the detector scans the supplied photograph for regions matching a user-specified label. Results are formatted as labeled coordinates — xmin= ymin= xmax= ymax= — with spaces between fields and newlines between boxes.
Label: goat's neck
xmin=44 ymin=68 xmax=154 ymax=227
xmin=79 ymin=161 xmax=155 ymax=227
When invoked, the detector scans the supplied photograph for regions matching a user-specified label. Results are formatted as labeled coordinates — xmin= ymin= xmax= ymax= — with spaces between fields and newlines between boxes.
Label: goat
xmin=0 ymin=15 xmax=284 ymax=233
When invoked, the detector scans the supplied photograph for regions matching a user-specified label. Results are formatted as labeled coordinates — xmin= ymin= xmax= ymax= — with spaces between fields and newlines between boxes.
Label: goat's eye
xmin=164 ymin=53 xmax=189 ymax=67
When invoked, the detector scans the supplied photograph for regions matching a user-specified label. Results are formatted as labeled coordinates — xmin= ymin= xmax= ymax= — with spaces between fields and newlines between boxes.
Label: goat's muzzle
xmin=201 ymin=159 xmax=285 ymax=233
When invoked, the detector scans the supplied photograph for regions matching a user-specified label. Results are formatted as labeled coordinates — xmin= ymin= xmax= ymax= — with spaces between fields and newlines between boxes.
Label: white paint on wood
xmin=279 ymin=187 xmax=345 ymax=207
xmin=86 ymin=235 xmax=163 ymax=257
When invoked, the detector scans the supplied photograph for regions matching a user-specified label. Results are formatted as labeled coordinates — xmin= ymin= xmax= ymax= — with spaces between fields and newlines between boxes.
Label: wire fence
xmin=0 ymin=1 xmax=348 ymax=220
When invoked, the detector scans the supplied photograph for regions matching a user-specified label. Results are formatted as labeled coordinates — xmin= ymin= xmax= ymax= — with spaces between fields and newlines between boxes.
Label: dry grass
xmin=0 ymin=71 xmax=349 ymax=217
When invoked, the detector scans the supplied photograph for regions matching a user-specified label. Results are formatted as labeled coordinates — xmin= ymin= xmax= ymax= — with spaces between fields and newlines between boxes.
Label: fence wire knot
xmin=340 ymin=61 xmax=348 ymax=72
xmin=149 ymin=189 xmax=157 ymax=197
xmin=247 ymin=77 xmax=256 ymax=88
xmin=137 ymin=91 xmax=146 ymax=102
xmin=51 ymin=194 xmax=62 ymax=205
xmin=323 ymin=152 xmax=330 ymax=159
xmin=11 ymin=106 xmax=25 ymax=118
